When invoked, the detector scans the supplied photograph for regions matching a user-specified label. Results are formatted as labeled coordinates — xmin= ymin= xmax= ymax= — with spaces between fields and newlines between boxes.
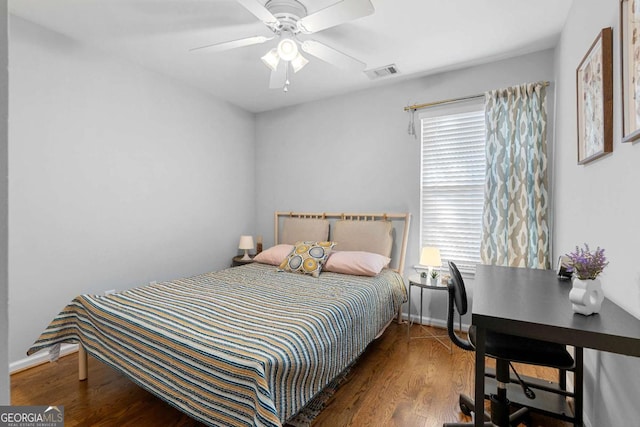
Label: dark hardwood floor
xmin=12 ymin=322 xmax=572 ymax=427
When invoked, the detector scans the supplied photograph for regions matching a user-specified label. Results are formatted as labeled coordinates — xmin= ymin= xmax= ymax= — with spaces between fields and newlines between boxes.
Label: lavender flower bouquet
xmin=565 ymin=244 xmax=609 ymax=280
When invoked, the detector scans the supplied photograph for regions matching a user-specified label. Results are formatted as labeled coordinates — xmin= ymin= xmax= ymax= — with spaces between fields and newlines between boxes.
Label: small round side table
xmin=407 ymin=273 xmax=454 ymax=352
xmin=232 ymin=256 xmax=254 ymax=267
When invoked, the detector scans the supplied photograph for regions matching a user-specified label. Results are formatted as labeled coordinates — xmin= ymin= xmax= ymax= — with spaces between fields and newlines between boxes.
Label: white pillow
xmin=324 ymin=251 xmax=391 ymax=277
xmin=253 ymin=244 xmax=294 ymax=266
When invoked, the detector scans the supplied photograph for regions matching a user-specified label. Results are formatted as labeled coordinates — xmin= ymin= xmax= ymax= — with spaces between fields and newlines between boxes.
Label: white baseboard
xmin=403 ymin=312 xmax=470 ymax=332
xmin=10 ymin=344 xmax=78 ymax=374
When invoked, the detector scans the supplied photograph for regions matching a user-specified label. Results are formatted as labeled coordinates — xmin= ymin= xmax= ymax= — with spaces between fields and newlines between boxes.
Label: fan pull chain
xmin=283 ymin=62 xmax=290 ymax=93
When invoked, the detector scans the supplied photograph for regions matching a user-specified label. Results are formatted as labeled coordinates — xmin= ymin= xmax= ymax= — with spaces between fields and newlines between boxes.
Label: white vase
xmin=430 ymin=276 xmax=438 ymax=286
xmin=569 ymin=277 xmax=604 ymax=315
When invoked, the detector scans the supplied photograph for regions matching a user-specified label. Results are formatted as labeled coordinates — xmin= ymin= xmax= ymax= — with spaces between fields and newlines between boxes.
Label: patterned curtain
xmin=480 ymin=82 xmax=550 ymax=269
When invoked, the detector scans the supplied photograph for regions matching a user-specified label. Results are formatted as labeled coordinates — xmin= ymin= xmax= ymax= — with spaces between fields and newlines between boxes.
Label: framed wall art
xmin=576 ymin=27 xmax=613 ymax=164
xmin=621 ymin=0 xmax=640 ymax=142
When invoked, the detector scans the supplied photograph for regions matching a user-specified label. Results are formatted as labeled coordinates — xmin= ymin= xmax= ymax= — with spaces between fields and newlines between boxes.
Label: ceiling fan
xmin=190 ymin=0 xmax=375 ymax=91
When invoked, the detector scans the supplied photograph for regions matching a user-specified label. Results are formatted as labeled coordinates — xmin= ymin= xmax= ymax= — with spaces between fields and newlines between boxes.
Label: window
xmin=420 ymin=102 xmax=485 ymax=275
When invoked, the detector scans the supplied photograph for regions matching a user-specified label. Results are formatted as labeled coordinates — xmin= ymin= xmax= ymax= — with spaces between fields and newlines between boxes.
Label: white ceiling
xmin=9 ymin=0 xmax=574 ymax=113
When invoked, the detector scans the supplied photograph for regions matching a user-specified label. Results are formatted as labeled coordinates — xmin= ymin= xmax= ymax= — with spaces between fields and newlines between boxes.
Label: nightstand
xmin=232 ymin=256 xmax=254 ymax=267
xmin=407 ymin=273 xmax=454 ymax=352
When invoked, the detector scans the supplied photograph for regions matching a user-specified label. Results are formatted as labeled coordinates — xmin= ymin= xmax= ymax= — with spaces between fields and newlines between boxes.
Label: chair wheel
xmin=458 ymin=394 xmax=474 ymax=416
xmin=510 ymin=411 xmax=532 ymax=427
xmin=459 ymin=401 xmax=472 ymax=416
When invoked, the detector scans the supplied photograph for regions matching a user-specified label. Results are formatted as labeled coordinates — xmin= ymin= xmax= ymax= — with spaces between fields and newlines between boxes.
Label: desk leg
xmin=407 ymin=283 xmax=412 ymax=335
xmin=575 ymin=347 xmax=584 ymax=427
xmin=419 ymin=287 xmax=424 ymax=325
xmin=474 ymin=326 xmax=486 ymax=427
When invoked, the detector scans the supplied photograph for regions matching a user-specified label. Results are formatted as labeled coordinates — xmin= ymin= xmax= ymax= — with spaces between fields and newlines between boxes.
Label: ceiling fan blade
xmin=237 ymin=0 xmax=278 ymax=26
xmin=297 ymin=0 xmax=374 ymax=33
xmin=189 ymin=35 xmax=272 ymax=53
xmin=269 ymin=61 xmax=287 ymax=89
xmin=301 ymin=39 xmax=365 ymax=71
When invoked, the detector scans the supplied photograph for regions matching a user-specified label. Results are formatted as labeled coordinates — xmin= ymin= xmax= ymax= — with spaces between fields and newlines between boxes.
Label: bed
xmin=27 ymin=211 xmax=411 ymax=427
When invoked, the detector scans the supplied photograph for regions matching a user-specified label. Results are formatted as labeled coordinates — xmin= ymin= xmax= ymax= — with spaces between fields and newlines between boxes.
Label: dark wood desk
xmin=472 ymin=265 xmax=640 ymax=427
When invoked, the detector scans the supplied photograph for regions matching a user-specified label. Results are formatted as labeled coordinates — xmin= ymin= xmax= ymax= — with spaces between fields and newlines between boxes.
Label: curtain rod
xmin=403 ymin=81 xmax=550 ymax=112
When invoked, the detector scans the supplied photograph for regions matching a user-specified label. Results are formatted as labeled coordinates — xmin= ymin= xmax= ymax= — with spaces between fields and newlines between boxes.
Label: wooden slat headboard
xmin=274 ymin=211 xmax=411 ymax=274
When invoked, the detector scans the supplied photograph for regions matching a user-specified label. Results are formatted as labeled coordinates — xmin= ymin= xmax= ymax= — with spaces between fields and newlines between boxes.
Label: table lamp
xmin=420 ymin=246 xmax=442 ymax=278
xmin=238 ymin=235 xmax=254 ymax=261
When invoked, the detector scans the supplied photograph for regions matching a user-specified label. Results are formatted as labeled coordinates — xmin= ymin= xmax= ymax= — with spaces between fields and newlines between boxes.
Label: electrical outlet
xmin=104 ymin=289 xmax=116 ymax=295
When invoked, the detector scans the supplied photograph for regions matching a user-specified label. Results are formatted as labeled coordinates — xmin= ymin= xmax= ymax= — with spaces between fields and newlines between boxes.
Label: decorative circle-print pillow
xmin=278 ymin=241 xmax=336 ymax=277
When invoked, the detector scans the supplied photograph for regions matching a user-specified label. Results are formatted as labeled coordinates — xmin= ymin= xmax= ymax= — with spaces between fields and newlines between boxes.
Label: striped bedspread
xmin=27 ymin=263 xmax=407 ymax=427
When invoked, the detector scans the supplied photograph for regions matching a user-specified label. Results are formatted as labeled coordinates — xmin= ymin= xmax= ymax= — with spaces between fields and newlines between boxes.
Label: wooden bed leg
xmin=78 ymin=344 xmax=88 ymax=381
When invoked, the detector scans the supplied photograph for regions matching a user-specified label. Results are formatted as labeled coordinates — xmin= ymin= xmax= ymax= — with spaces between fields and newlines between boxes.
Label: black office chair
xmin=443 ymin=261 xmax=576 ymax=427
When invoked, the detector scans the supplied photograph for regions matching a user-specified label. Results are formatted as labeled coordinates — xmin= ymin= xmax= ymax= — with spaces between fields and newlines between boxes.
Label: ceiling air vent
xmin=364 ymin=64 xmax=399 ymax=80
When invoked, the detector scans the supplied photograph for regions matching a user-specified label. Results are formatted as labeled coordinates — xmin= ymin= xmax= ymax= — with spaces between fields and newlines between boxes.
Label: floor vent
xmin=364 ymin=64 xmax=399 ymax=79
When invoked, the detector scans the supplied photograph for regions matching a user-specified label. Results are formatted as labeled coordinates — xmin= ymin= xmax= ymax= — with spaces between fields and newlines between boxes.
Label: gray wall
xmin=255 ymin=49 xmax=555 ymax=326
xmin=7 ymin=5 xmax=639 ymax=424
xmin=553 ymin=0 xmax=640 ymax=425
xmin=8 ymin=17 xmax=256 ymax=365
xmin=1 ymin=0 xmax=9 ymax=405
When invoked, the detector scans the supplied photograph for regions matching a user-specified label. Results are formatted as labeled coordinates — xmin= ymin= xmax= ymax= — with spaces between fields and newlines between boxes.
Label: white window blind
xmin=420 ymin=107 xmax=486 ymax=275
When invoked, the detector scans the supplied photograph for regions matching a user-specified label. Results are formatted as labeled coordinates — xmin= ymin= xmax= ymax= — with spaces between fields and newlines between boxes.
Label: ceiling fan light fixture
xmin=290 ymin=53 xmax=309 ymax=73
xmin=191 ymin=0 xmax=374 ymax=92
xmin=261 ymin=48 xmax=280 ymax=71
xmin=277 ymin=38 xmax=298 ymax=61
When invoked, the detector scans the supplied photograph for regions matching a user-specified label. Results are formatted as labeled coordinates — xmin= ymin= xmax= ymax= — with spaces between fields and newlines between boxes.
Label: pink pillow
xmin=253 ymin=244 xmax=294 ymax=266
xmin=324 ymin=251 xmax=391 ymax=277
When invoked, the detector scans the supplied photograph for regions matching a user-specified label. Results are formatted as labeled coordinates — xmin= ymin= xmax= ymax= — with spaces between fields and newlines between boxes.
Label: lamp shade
xmin=277 ymin=38 xmax=298 ymax=61
xmin=261 ymin=48 xmax=279 ymax=71
xmin=420 ymin=246 xmax=442 ymax=267
xmin=238 ymin=235 xmax=254 ymax=250
xmin=290 ymin=53 xmax=309 ymax=73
